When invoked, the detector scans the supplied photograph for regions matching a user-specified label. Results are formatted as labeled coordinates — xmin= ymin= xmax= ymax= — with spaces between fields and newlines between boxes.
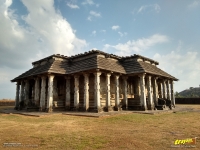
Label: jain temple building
xmin=11 ymin=50 xmax=178 ymax=112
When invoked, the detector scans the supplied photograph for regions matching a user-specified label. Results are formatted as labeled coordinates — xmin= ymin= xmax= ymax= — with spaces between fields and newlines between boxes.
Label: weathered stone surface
xmin=139 ymin=73 xmax=147 ymax=110
xmin=40 ymin=76 xmax=46 ymax=111
xmin=12 ymin=51 xmax=178 ymax=113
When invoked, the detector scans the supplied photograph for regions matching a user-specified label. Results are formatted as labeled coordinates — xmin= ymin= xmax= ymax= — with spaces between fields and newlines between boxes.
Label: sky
xmin=0 ymin=0 xmax=200 ymax=99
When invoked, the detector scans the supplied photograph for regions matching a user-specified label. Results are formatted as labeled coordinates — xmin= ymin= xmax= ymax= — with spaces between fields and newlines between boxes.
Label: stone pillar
xmin=139 ymin=73 xmax=147 ymax=110
xmin=47 ymin=75 xmax=54 ymax=112
xmin=65 ymin=77 xmax=71 ymax=110
xmin=122 ymin=76 xmax=128 ymax=110
xmin=74 ymin=75 xmax=79 ymax=111
xmin=147 ymin=75 xmax=154 ymax=110
xmin=162 ymin=80 xmax=166 ymax=99
xmin=24 ymin=80 xmax=30 ymax=107
xmin=152 ymin=77 xmax=158 ymax=106
xmin=24 ymin=80 xmax=29 ymax=101
xmin=115 ymin=75 xmax=120 ymax=111
xmin=19 ymin=80 xmax=24 ymax=109
xmin=15 ymin=81 xmax=20 ymax=110
xmin=166 ymin=80 xmax=170 ymax=100
xmin=34 ymin=77 xmax=40 ymax=106
xmin=40 ymin=76 xmax=46 ymax=111
xmin=106 ymin=73 xmax=111 ymax=111
xmin=94 ymin=71 xmax=101 ymax=112
xmin=171 ymin=80 xmax=175 ymax=107
xmin=159 ymin=82 xmax=163 ymax=98
xmin=84 ymin=73 xmax=89 ymax=111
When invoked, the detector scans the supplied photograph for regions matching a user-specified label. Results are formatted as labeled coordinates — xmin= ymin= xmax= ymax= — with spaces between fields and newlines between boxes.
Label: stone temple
xmin=11 ymin=50 xmax=178 ymax=112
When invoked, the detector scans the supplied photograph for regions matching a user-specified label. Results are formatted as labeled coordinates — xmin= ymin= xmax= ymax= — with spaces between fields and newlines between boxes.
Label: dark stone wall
xmin=175 ymin=98 xmax=200 ymax=104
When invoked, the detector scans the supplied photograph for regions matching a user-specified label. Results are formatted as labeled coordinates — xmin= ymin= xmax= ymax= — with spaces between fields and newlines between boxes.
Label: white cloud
xmin=100 ymin=30 xmax=106 ymax=33
xmin=153 ymin=51 xmax=200 ymax=92
xmin=87 ymin=16 xmax=92 ymax=21
xmin=0 ymin=0 xmax=88 ymax=99
xmin=87 ymin=11 xmax=101 ymax=21
xmin=188 ymin=1 xmax=199 ymax=9
xmin=103 ymin=34 xmax=168 ymax=55
xmin=118 ymin=32 xmax=127 ymax=37
xmin=111 ymin=25 xmax=120 ymax=30
xmin=138 ymin=4 xmax=161 ymax=13
xmin=92 ymin=30 xmax=96 ymax=36
xmin=67 ymin=3 xmax=79 ymax=9
xmin=89 ymin=11 xmax=101 ymax=17
xmin=82 ymin=0 xmax=94 ymax=5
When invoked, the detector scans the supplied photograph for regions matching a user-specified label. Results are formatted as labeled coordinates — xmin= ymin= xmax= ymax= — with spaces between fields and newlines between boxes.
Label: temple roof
xmin=11 ymin=50 xmax=178 ymax=82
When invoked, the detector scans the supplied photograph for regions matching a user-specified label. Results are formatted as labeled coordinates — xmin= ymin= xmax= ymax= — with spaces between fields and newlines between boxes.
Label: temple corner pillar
xmin=14 ymin=81 xmax=20 ymax=110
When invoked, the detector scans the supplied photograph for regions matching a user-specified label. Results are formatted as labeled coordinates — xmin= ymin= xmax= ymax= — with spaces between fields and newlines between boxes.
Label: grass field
xmin=0 ymin=105 xmax=200 ymax=150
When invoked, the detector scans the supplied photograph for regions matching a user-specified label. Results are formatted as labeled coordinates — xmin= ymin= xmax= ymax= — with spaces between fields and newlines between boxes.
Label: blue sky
xmin=0 ymin=0 xmax=200 ymax=99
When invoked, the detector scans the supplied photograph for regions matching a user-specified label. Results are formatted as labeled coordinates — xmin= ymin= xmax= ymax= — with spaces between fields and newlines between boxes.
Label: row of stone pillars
xmin=14 ymin=75 xmax=55 ymax=112
xmin=14 ymin=72 xmax=175 ymax=112
xmin=66 ymin=72 xmax=127 ymax=112
xmin=139 ymin=74 xmax=175 ymax=110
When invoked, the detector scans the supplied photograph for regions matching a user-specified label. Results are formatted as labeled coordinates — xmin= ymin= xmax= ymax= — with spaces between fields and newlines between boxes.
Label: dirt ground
xmin=0 ymin=104 xmax=200 ymax=150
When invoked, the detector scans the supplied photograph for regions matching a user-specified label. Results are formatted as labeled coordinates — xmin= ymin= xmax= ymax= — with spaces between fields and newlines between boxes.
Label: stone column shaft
xmin=115 ymin=75 xmax=120 ymax=111
xmin=25 ymin=80 xmax=30 ymax=102
xmin=65 ymin=77 xmax=71 ymax=110
xmin=84 ymin=74 xmax=89 ymax=111
xmin=152 ymin=77 xmax=158 ymax=106
xmin=171 ymin=81 xmax=175 ymax=107
xmin=147 ymin=76 xmax=153 ymax=110
xmin=106 ymin=73 xmax=111 ymax=111
xmin=94 ymin=71 xmax=101 ymax=112
xmin=15 ymin=82 xmax=20 ymax=109
xmin=139 ymin=74 xmax=147 ymax=110
xmin=166 ymin=80 xmax=170 ymax=100
xmin=74 ymin=75 xmax=79 ymax=110
xmin=162 ymin=80 xmax=166 ymax=99
xmin=20 ymin=81 xmax=24 ymax=103
xmin=34 ymin=77 xmax=40 ymax=106
xmin=123 ymin=76 xmax=128 ymax=110
xmin=47 ymin=75 xmax=54 ymax=112
xmin=40 ymin=76 xmax=46 ymax=111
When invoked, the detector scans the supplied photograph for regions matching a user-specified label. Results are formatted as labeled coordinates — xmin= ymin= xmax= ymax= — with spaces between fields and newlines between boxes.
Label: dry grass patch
xmin=0 ymin=105 xmax=200 ymax=150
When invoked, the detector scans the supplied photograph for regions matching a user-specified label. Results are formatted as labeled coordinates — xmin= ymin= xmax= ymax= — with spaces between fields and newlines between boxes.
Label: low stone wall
xmin=0 ymin=100 xmax=15 ymax=106
xmin=175 ymin=98 xmax=200 ymax=104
